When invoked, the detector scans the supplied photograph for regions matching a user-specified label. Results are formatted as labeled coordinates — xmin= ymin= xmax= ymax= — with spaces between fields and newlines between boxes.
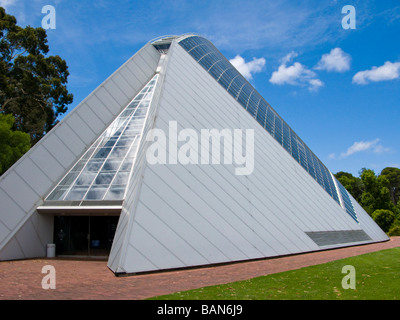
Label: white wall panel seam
xmin=111 ymin=72 xmax=136 ymax=99
xmin=125 ymin=243 xmax=160 ymax=271
xmin=141 ymin=173 xmax=243 ymax=260
xmin=14 ymin=158 xmax=52 ymax=197
xmin=116 ymin=70 xmax=140 ymax=96
xmin=131 ymin=220 xmax=188 ymax=267
xmin=135 ymin=199 xmax=213 ymax=264
xmin=85 ymin=95 xmax=114 ymax=125
xmin=143 ymin=159 xmax=273 ymax=258
xmin=146 ymin=110 xmax=297 ymax=252
xmin=54 ymin=124 xmax=87 ymax=156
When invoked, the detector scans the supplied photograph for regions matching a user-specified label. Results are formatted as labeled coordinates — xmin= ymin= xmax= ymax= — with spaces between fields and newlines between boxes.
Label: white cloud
xmin=229 ymin=55 xmax=266 ymax=80
xmin=352 ymin=61 xmax=400 ymax=84
xmin=340 ymin=138 xmax=390 ymax=158
xmin=281 ymin=51 xmax=298 ymax=64
xmin=315 ymin=48 xmax=351 ymax=72
xmin=308 ymin=78 xmax=324 ymax=91
xmin=269 ymin=52 xmax=323 ymax=91
xmin=372 ymin=144 xmax=391 ymax=154
xmin=0 ymin=0 xmax=17 ymax=10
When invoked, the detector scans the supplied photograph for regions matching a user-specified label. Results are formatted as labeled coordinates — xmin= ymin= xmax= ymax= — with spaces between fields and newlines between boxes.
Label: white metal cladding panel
xmin=133 ymin=199 xmax=211 ymax=267
xmin=74 ymin=103 xmax=107 ymax=137
xmin=139 ymin=167 xmax=268 ymax=260
xmin=0 ymin=213 xmax=53 ymax=260
xmin=139 ymin=174 xmax=239 ymax=263
xmin=144 ymin=117 xmax=304 ymax=256
xmin=27 ymin=144 xmax=65 ymax=181
xmin=85 ymin=94 xmax=114 ymax=124
xmin=111 ymin=72 xmax=136 ymax=99
xmin=15 ymin=218 xmax=46 ymax=257
xmin=39 ymin=131 xmax=76 ymax=169
xmin=63 ymin=111 xmax=97 ymax=146
xmin=0 ymin=43 xmax=160 ymax=260
xmin=0 ymin=190 xmax=24 ymax=230
xmin=118 ymin=67 xmax=142 ymax=94
xmin=103 ymin=78 xmax=130 ymax=107
xmin=116 ymin=41 xmax=385 ymax=273
xmin=0 ymin=171 xmax=39 ymax=213
xmin=0 ymin=221 xmax=9 ymax=245
xmin=0 ymin=238 xmax=24 ymax=260
xmin=53 ymin=121 xmax=86 ymax=157
xmin=13 ymin=157 xmax=53 ymax=196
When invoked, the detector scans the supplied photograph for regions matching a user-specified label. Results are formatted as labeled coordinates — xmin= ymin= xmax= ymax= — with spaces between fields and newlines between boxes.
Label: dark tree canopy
xmin=0 ymin=7 xmax=73 ymax=144
xmin=381 ymin=167 xmax=400 ymax=206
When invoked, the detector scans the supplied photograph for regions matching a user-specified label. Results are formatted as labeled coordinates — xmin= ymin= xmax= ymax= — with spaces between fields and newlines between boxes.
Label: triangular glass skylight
xmin=46 ymin=74 xmax=159 ymax=202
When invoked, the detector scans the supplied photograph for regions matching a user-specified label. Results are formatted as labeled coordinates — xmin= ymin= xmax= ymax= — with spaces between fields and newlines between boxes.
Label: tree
xmin=360 ymin=168 xmax=393 ymax=215
xmin=381 ymin=167 xmax=400 ymax=206
xmin=0 ymin=113 xmax=30 ymax=175
xmin=0 ymin=7 xmax=73 ymax=144
xmin=371 ymin=209 xmax=395 ymax=233
xmin=334 ymin=171 xmax=364 ymax=202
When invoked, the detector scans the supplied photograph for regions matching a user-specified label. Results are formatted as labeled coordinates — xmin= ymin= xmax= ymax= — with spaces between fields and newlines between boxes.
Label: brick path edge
xmin=0 ymin=237 xmax=399 ymax=300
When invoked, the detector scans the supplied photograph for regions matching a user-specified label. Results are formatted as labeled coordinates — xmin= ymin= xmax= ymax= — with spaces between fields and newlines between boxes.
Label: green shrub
xmin=372 ymin=209 xmax=395 ymax=233
xmin=388 ymin=225 xmax=400 ymax=236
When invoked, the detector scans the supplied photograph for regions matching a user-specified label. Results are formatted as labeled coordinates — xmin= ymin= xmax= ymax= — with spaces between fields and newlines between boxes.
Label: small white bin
xmin=46 ymin=244 xmax=56 ymax=258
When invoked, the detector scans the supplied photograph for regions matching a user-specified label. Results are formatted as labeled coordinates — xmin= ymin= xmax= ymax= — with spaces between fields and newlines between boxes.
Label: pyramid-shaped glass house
xmin=0 ymin=34 xmax=388 ymax=275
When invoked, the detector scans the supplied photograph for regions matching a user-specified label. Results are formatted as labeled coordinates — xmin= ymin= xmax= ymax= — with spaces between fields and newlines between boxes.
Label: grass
xmin=149 ymin=247 xmax=400 ymax=300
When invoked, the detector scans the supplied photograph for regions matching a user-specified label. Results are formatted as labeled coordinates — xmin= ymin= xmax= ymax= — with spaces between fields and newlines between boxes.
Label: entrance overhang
xmin=37 ymin=200 xmax=123 ymax=215
xmin=36 ymin=206 xmax=122 ymax=216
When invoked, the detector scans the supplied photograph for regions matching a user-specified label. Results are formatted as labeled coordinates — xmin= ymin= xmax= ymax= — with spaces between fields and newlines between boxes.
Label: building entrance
xmin=53 ymin=216 xmax=119 ymax=258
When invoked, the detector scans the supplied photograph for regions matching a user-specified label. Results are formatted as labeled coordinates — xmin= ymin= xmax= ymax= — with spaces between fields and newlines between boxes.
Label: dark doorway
xmin=54 ymin=216 xmax=119 ymax=257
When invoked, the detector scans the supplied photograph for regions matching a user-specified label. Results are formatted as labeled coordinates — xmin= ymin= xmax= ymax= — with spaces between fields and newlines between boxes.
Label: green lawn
xmin=149 ymin=247 xmax=400 ymax=300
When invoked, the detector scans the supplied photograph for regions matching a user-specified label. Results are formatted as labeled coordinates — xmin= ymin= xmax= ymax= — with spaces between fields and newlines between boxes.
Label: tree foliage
xmin=0 ymin=7 xmax=73 ymax=144
xmin=371 ymin=209 xmax=395 ymax=233
xmin=0 ymin=113 xmax=30 ymax=175
xmin=335 ymin=171 xmax=364 ymax=202
xmin=335 ymin=167 xmax=400 ymax=235
xmin=380 ymin=167 xmax=400 ymax=206
xmin=359 ymin=168 xmax=393 ymax=215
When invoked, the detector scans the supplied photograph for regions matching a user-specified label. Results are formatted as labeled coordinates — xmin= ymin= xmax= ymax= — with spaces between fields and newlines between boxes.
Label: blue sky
xmin=2 ymin=0 xmax=399 ymax=177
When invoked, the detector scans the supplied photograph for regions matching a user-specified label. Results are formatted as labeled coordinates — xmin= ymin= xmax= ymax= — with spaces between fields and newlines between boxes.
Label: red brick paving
xmin=0 ymin=237 xmax=399 ymax=300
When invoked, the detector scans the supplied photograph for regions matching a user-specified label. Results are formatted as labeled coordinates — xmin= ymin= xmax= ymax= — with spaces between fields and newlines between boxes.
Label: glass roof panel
xmin=45 ymin=74 xmax=159 ymax=203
